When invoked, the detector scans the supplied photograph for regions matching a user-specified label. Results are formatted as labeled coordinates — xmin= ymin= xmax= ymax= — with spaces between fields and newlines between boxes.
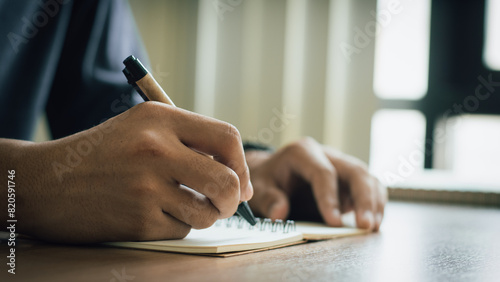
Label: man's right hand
xmin=0 ymin=102 xmax=253 ymax=243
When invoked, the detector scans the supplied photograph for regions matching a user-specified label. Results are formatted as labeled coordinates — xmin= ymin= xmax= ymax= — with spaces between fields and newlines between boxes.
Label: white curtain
xmin=131 ymin=0 xmax=378 ymax=163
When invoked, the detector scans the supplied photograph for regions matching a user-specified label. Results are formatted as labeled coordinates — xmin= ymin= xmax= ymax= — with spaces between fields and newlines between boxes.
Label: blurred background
xmin=35 ymin=0 xmax=500 ymax=201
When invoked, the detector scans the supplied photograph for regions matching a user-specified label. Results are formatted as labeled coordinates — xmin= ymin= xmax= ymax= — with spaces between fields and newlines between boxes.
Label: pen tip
xmin=237 ymin=202 xmax=257 ymax=226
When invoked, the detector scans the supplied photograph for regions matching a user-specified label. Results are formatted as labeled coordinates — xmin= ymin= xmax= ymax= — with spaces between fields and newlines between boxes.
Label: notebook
xmin=106 ymin=217 xmax=369 ymax=257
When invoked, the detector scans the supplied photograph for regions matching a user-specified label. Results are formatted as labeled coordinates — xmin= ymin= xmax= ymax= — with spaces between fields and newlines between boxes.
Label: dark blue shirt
xmin=0 ymin=0 xmax=146 ymax=140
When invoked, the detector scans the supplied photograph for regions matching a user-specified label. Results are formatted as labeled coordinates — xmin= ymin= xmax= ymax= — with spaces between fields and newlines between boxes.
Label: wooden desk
xmin=2 ymin=201 xmax=499 ymax=282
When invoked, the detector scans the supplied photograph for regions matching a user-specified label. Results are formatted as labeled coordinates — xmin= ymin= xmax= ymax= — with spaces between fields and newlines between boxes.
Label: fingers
xmin=280 ymin=138 xmax=343 ymax=227
xmin=124 ymin=144 xmax=240 ymax=233
xmin=352 ymin=171 xmax=386 ymax=231
xmin=163 ymin=143 xmax=241 ymax=219
xmin=161 ymin=184 xmax=221 ymax=230
xmin=130 ymin=102 xmax=253 ymax=217
xmin=157 ymin=103 xmax=253 ymax=202
xmin=248 ymin=179 xmax=290 ymax=220
xmin=322 ymin=146 xmax=387 ymax=231
xmin=350 ymin=174 xmax=377 ymax=230
xmin=141 ymin=209 xmax=192 ymax=240
xmin=99 ymin=181 xmax=194 ymax=241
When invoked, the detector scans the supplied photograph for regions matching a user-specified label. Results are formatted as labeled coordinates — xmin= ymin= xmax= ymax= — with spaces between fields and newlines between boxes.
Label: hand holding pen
xmin=123 ymin=55 xmax=257 ymax=226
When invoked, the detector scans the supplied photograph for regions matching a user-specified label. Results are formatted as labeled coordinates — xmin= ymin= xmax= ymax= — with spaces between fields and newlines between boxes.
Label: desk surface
xmin=2 ymin=201 xmax=499 ymax=282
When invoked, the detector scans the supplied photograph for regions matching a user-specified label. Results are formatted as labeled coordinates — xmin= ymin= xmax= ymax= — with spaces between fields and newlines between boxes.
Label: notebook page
xmin=107 ymin=224 xmax=303 ymax=254
xmin=296 ymin=222 xmax=370 ymax=241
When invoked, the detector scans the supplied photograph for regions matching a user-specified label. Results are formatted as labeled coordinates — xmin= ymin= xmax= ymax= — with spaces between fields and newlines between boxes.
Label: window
xmin=484 ymin=0 xmax=500 ymax=70
xmin=370 ymin=0 xmax=430 ymax=184
xmin=436 ymin=115 xmax=500 ymax=176
xmin=370 ymin=110 xmax=426 ymax=185
xmin=370 ymin=0 xmax=500 ymax=193
xmin=373 ymin=0 xmax=431 ymax=100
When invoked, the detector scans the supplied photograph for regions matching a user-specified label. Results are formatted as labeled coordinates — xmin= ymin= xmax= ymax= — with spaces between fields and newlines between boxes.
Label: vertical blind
xmin=131 ymin=0 xmax=378 ymax=163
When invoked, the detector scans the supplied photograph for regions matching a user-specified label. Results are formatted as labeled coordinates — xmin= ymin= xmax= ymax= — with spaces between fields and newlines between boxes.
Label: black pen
xmin=122 ymin=55 xmax=257 ymax=226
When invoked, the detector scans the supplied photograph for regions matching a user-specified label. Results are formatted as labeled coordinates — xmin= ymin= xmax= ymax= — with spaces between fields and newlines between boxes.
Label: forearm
xmin=0 ymin=138 xmax=64 ymax=236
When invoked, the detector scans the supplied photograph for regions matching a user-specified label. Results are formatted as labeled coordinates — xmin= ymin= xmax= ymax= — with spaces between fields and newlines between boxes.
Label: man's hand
xmin=246 ymin=137 xmax=386 ymax=231
xmin=0 ymin=102 xmax=252 ymax=243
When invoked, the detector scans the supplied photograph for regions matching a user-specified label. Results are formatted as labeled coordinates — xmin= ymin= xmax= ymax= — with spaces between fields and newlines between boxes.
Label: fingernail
xmin=332 ymin=209 xmax=341 ymax=225
xmin=246 ymin=179 xmax=254 ymax=199
xmin=332 ymin=209 xmax=341 ymax=219
xmin=362 ymin=210 xmax=374 ymax=229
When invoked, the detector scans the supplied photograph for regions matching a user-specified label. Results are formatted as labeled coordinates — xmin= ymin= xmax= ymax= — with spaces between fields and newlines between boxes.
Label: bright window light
xmin=369 ymin=109 xmax=426 ymax=185
xmin=442 ymin=115 xmax=500 ymax=176
xmin=484 ymin=0 xmax=500 ymax=70
xmin=373 ymin=0 xmax=432 ymax=100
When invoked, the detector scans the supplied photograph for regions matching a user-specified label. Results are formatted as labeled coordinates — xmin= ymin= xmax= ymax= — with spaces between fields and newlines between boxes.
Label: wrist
xmin=0 ymin=139 xmax=34 ymax=226
xmin=0 ymin=138 xmax=65 ymax=236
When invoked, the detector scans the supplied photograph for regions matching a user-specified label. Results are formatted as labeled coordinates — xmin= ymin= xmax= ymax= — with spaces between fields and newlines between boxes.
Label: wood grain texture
xmin=1 ymin=201 xmax=499 ymax=282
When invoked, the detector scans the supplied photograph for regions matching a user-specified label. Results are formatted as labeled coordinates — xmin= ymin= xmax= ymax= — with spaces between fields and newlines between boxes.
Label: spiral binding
xmin=215 ymin=216 xmax=296 ymax=234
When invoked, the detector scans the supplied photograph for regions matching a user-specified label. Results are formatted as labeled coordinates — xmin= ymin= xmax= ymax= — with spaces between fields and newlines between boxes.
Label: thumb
xmin=249 ymin=182 xmax=290 ymax=220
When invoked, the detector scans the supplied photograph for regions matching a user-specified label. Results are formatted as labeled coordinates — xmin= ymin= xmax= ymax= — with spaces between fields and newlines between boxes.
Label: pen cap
xmin=123 ymin=55 xmax=176 ymax=106
xmin=123 ymin=55 xmax=148 ymax=82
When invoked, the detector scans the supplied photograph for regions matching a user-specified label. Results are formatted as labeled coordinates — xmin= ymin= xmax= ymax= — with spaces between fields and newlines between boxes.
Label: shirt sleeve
xmin=45 ymin=0 xmax=148 ymax=139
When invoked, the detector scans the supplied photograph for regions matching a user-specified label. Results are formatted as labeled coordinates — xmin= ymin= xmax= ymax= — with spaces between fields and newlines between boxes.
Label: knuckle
xmin=135 ymin=101 xmax=168 ymax=117
xmin=311 ymin=165 xmax=337 ymax=185
xmin=181 ymin=196 xmax=219 ymax=229
xmin=132 ymin=102 xmax=180 ymax=128
xmin=224 ymin=123 xmax=243 ymax=147
xmin=284 ymin=137 xmax=317 ymax=154
xmin=282 ymin=142 xmax=302 ymax=155
xmin=350 ymin=160 xmax=370 ymax=178
xmin=132 ymin=101 xmax=160 ymax=120
xmin=318 ymin=164 xmax=337 ymax=177
xmin=224 ymin=169 xmax=240 ymax=196
xmin=131 ymin=130 xmax=171 ymax=159
xmin=129 ymin=180 xmax=157 ymax=204
xmin=238 ymin=165 xmax=251 ymax=185
xmin=298 ymin=136 xmax=318 ymax=146
xmin=241 ymin=165 xmax=250 ymax=179
xmin=346 ymin=155 xmax=369 ymax=174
